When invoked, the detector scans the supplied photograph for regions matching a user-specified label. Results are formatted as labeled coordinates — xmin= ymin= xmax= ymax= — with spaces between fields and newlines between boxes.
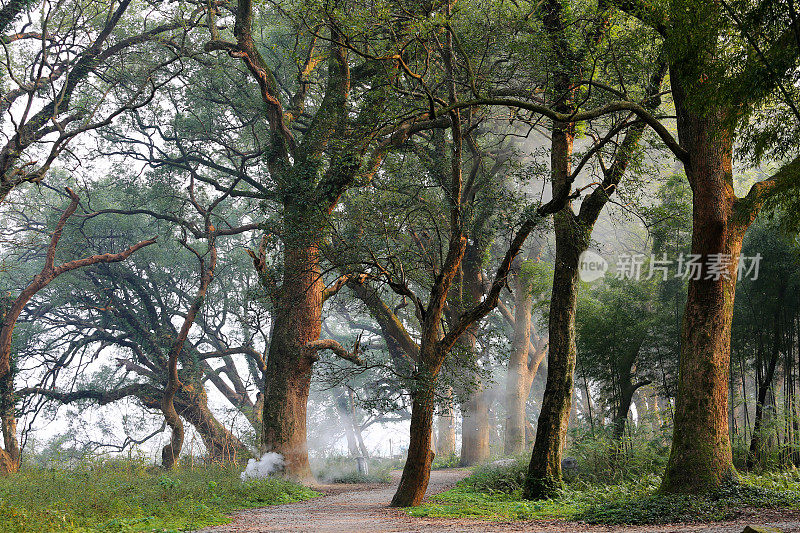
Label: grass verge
xmin=0 ymin=459 xmax=319 ymax=532
xmin=409 ymin=461 xmax=800 ymax=524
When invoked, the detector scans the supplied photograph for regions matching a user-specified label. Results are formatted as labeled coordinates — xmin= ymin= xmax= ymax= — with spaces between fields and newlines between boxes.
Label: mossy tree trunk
xmin=524 ymin=203 xmax=587 ymax=498
xmin=261 ymin=213 xmax=322 ymax=479
xmin=660 ymin=72 xmax=743 ymax=492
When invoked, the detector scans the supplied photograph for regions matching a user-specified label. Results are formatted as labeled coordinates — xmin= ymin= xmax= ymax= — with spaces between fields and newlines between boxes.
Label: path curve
xmin=199 ymin=469 xmax=800 ymax=533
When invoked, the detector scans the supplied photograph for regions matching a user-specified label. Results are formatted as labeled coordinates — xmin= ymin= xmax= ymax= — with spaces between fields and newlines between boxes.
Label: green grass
xmin=0 ymin=459 xmax=319 ymax=532
xmin=409 ymin=464 xmax=800 ymax=524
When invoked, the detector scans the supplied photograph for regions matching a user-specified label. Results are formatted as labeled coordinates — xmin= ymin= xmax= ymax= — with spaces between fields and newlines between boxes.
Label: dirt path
xmin=198 ymin=469 xmax=800 ymax=533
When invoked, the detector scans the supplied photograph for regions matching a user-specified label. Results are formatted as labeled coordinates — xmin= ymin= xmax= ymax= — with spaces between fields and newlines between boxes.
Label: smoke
xmin=240 ymin=452 xmax=285 ymax=480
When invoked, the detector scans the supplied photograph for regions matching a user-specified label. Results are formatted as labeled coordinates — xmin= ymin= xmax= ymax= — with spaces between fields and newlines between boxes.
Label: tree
xmin=197 ymin=0 xmax=458 ymax=477
xmin=0 ymin=188 xmax=154 ymax=473
xmin=605 ymin=0 xmax=800 ymax=493
xmin=576 ymin=278 xmax=657 ymax=444
xmin=501 ymin=244 xmax=550 ymax=455
xmin=0 ymin=0 xmax=194 ymax=203
xmin=520 ymin=1 xmax=668 ymax=499
xmin=15 ymin=178 xmax=261 ymax=464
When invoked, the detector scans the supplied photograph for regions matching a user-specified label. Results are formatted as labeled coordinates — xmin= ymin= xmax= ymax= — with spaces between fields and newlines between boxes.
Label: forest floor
xmin=196 ymin=469 xmax=800 ymax=533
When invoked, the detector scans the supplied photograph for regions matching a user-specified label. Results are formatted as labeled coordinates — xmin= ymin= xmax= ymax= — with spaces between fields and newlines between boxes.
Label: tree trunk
xmin=613 ymin=382 xmax=636 ymax=442
xmin=457 ymin=243 xmax=491 ymax=466
xmin=335 ymin=389 xmax=360 ymax=456
xmin=524 ymin=117 xmax=586 ymax=499
xmin=437 ymin=387 xmax=456 ymax=457
xmin=0 ymin=371 xmax=19 ymax=474
xmin=178 ymin=389 xmax=251 ymax=463
xmin=460 ymin=384 xmax=489 ymax=466
xmin=390 ymin=368 xmax=436 ymax=507
xmin=505 ymin=266 xmax=534 ymax=455
xmin=660 ymin=76 xmax=743 ymax=493
xmin=262 ymin=233 xmax=322 ymax=480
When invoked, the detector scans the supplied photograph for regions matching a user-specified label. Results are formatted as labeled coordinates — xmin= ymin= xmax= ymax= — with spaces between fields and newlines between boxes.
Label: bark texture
xmin=524 ymin=206 xmax=587 ymax=498
xmin=660 ymin=71 xmax=742 ymax=493
xmin=262 ymin=231 xmax=322 ymax=479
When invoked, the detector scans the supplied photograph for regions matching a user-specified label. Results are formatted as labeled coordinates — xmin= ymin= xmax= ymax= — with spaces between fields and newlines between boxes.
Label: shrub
xmin=311 ymin=455 xmax=392 ymax=484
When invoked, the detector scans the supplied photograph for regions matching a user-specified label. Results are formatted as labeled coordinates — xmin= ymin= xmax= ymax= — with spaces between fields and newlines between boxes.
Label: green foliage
xmin=410 ymin=466 xmax=800 ymax=524
xmin=412 ymin=429 xmax=800 ymax=523
xmin=0 ymin=458 xmax=318 ymax=532
xmin=459 ymin=456 xmax=529 ymax=494
xmin=431 ymin=453 xmax=461 ymax=470
xmin=579 ymin=474 xmax=800 ymax=524
xmin=565 ymin=426 xmax=669 ymax=483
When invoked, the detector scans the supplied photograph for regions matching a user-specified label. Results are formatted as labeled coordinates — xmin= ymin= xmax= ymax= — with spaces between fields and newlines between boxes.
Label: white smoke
xmin=240 ymin=452 xmax=285 ymax=481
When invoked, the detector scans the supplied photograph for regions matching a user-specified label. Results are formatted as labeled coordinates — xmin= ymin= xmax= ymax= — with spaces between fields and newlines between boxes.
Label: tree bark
xmin=0 ymin=371 xmax=19 ymax=474
xmin=524 ymin=114 xmax=587 ymax=498
xmin=525 ymin=212 xmax=586 ymax=498
xmin=261 ymin=227 xmax=322 ymax=480
xmin=391 ymin=367 xmax=437 ymax=507
xmin=504 ymin=262 xmax=549 ymax=455
xmin=334 ymin=388 xmax=360 ymax=456
xmin=436 ymin=387 xmax=456 ymax=457
xmin=660 ymin=74 xmax=743 ymax=492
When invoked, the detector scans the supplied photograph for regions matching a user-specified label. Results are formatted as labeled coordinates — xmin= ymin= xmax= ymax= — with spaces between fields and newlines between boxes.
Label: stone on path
xmin=743 ymin=526 xmax=784 ymax=533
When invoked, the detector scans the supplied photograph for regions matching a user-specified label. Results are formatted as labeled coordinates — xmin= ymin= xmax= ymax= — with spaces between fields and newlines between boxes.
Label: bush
xmin=457 ymin=456 xmax=529 ymax=494
xmin=431 ymin=453 xmax=461 ymax=470
xmin=564 ymin=426 xmax=670 ymax=484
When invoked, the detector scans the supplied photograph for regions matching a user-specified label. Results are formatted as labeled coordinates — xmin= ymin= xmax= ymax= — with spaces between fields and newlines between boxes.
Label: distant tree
xmin=576 ymin=278 xmax=658 ymax=444
xmin=14 ymin=178 xmax=261 ymax=464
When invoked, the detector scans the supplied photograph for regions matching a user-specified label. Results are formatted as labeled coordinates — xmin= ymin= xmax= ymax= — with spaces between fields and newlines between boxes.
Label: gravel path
xmin=197 ymin=469 xmax=800 ymax=533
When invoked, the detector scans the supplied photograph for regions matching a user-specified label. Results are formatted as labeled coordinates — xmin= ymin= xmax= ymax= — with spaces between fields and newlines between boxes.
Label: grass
xmin=0 ymin=458 xmax=319 ymax=532
xmin=408 ymin=457 xmax=800 ymax=524
xmin=311 ymin=455 xmax=394 ymax=484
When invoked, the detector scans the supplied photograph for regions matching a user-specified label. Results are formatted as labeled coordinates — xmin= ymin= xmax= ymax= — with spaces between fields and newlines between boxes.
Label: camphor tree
xmin=603 ymin=0 xmax=800 ymax=493
xmin=15 ymin=176 xmax=264 ymax=466
xmin=159 ymin=0 xmax=465 ymax=478
xmin=439 ymin=0 xmax=672 ymax=498
xmin=0 ymin=186 xmax=154 ymax=473
xmin=328 ymin=9 xmax=555 ymax=498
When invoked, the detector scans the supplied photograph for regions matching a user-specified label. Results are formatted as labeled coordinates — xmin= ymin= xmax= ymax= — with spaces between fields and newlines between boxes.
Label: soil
xmin=197 ymin=469 xmax=800 ymax=533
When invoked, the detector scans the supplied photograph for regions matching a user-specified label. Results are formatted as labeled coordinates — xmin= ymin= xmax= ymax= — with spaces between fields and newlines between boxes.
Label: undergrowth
xmin=409 ymin=442 xmax=800 ymax=524
xmin=311 ymin=455 xmax=393 ymax=483
xmin=0 ymin=457 xmax=318 ymax=532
